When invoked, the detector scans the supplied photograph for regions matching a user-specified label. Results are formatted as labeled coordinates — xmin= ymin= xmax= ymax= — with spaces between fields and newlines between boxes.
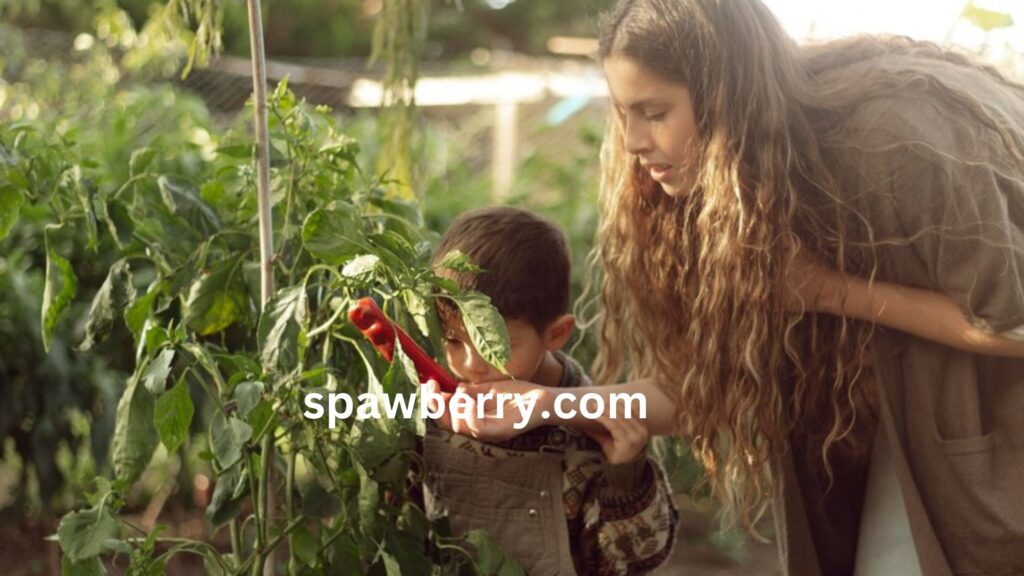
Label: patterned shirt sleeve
xmin=575 ymin=452 xmax=679 ymax=575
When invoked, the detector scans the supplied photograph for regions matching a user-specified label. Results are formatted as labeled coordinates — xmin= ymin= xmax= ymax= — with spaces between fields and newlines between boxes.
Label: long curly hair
xmin=588 ymin=0 xmax=1024 ymax=531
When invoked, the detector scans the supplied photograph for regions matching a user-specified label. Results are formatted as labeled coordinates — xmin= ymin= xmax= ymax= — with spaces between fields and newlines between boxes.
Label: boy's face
xmin=442 ymin=316 xmax=556 ymax=385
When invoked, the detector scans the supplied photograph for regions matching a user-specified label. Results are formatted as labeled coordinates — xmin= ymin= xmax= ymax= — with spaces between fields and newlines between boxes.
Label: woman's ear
xmin=543 ymin=314 xmax=576 ymax=351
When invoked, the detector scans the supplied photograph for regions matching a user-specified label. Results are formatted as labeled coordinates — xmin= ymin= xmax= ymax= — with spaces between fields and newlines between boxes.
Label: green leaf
xmin=57 ymin=504 xmax=121 ymax=563
xmin=0 ymin=141 xmax=16 ymax=165
xmin=112 ymin=370 xmax=159 ymax=485
xmin=464 ymin=530 xmax=525 ymax=576
xmin=318 ymin=136 xmax=360 ymax=165
xmin=130 ymin=190 xmax=201 ymax=266
xmin=125 ymin=283 xmax=163 ymax=345
xmin=438 ymin=250 xmax=483 ymax=273
xmin=398 ymin=502 xmax=430 ymax=544
xmin=380 ymin=550 xmax=402 ymax=576
xmin=210 ymin=413 xmax=252 ymax=469
xmin=357 ymin=471 xmax=380 ymax=540
xmin=368 ymin=231 xmax=418 ymax=266
xmin=0 ymin=186 xmax=24 ymax=241
xmin=301 ymin=205 xmax=366 ymax=265
xmin=426 ymin=273 xmax=461 ymax=294
xmin=402 ymin=288 xmax=438 ymax=339
xmin=64 ymin=166 xmax=99 ymax=250
xmin=101 ymin=539 xmax=131 ymax=554
xmin=183 ymin=257 xmax=248 ymax=336
xmin=341 ymin=254 xmax=382 ymax=281
xmin=292 ymin=526 xmax=319 ymax=567
xmin=142 ymin=348 xmax=176 ymax=395
xmin=232 ymin=381 xmax=263 ymax=419
xmin=129 ymin=147 xmax=157 ymax=176
xmin=299 ymin=482 xmax=342 ymax=519
xmin=326 ymin=533 xmax=362 ymax=575
xmin=384 ymin=530 xmax=432 ymax=576
xmin=140 ymin=324 xmax=171 ymax=362
xmin=247 ymin=400 xmax=275 ymax=442
xmin=61 ymin=555 xmax=106 ymax=576
xmin=257 ymin=286 xmax=307 ymax=374
xmin=206 ymin=466 xmax=246 ymax=530
xmin=367 ymin=190 xmax=423 ymax=227
xmin=157 ymin=175 xmax=220 ymax=235
xmin=348 ymin=415 xmax=399 ymax=473
xmin=384 ymin=346 xmax=424 ymax=437
xmin=449 ymin=292 xmax=510 ymax=373
xmin=80 ymin=259 xmax=136 ymax=351
xmin=215 ymin=143 xmax=254 ymax=159
xmin=41 ymin=227 xmax=79 ymax=353
xmin=154 ymin=375 xmax=194 ymax=454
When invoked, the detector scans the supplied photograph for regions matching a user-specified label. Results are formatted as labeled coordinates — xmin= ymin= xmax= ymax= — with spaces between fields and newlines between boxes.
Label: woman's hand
xmin=446 ymin=379 xmax=556 ymax=442
xmin=583 ymin=413 xmax=650 ymax=465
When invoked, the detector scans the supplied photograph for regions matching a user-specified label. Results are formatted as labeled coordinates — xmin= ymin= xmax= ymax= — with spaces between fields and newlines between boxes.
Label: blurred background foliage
xmin=1 ymin=0 xmax=616 ymax=61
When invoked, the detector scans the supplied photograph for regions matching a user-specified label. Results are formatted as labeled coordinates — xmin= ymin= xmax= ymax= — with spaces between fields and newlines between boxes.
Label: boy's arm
xmin=577 ymin=452 xmax=679 ymax=575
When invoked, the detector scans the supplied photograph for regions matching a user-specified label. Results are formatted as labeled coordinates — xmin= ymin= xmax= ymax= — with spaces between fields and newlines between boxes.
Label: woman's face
xmin=603 ymin=55 xmax=700 ymax=198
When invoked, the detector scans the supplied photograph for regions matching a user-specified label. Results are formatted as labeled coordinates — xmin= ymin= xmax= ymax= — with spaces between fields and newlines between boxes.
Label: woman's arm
xmin=793 ymin=255 xmax=1024 ymax=357
xmin=448 ymin=378 xmax=680 ymax=442
xmin=549 ymin=378 xmax=680 ymax=436
xmin=834 ymin=276 xmax=1024 ymax=357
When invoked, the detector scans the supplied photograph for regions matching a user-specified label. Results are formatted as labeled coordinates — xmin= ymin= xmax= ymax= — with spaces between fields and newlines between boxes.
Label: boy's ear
xmin=543 ymin=314 xmax=576 ymax=351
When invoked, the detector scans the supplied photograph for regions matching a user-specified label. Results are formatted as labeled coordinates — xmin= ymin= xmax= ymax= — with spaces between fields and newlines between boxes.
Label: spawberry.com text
xmin=302 ymin=385 xmax=647 ymax=430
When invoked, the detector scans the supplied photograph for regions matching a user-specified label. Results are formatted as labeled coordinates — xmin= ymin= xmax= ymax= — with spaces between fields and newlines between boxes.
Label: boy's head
xmin=432 ymin=206 xmax=575 ymax=384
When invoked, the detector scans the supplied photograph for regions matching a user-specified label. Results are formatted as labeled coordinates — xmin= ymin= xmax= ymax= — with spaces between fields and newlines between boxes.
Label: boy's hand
xmin=422 ymin=379 xmax=453 ymax=431
xmin=448 ymin=379 xmax=554 ymax=442
xmin=583 ymin=413 xmax=649 ymax=465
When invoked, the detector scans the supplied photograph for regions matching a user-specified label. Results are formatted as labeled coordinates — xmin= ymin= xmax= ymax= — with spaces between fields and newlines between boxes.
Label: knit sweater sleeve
xmin=576 ymin=452 xmax=679 ymax=575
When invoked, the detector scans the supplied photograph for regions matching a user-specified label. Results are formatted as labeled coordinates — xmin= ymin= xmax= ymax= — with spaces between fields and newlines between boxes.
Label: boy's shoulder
xmin=552 ymin=350 xmax=592 ymax=389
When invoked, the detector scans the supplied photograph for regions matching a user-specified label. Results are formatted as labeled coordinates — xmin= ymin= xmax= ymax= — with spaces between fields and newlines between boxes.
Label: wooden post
xmin=492 ymin=100 xmax=518 ymax=199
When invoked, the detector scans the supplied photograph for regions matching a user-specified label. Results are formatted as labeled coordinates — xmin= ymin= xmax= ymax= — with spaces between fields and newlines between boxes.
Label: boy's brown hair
xmin=432 ymin=206 xmax=571 ymax=332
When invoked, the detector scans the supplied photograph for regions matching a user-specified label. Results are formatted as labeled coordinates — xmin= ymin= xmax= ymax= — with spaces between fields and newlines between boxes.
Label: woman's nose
xmin=623 ymin=118 xmax=652 ymax=155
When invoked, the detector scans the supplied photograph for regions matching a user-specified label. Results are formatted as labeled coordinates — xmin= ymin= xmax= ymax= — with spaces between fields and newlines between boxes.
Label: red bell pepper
xmin=348 ymin=297 xmax=460 ymax=394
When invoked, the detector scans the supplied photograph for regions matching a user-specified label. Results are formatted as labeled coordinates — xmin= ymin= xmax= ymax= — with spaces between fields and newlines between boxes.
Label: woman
xmin=446 ymin=1 xmax=1024 ymax=574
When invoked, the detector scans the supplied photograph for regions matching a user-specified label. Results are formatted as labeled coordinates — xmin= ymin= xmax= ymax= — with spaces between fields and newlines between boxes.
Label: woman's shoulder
xmin=819 ymin=71 xmax=1024 ymax=187
xmin=810 ymin=47 xmax=1021 ymax=137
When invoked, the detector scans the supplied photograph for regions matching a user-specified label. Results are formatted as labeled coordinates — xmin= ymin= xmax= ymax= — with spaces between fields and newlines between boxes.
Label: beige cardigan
xmin=773 ymin=55 xmax=1024 ymax=576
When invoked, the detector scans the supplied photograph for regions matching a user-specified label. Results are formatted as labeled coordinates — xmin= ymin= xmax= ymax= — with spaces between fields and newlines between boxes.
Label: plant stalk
xmin=246 ymin=0 xmax=275 ymax=574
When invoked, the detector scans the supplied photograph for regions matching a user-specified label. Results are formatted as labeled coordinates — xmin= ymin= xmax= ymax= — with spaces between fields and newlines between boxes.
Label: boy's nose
xmin=462 ymin=347 xmax=491 ymax=377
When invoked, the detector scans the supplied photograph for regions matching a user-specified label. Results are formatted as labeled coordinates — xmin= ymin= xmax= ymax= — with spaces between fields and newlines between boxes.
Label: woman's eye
xmin=645 ymin=111 xmax=667 ymax=122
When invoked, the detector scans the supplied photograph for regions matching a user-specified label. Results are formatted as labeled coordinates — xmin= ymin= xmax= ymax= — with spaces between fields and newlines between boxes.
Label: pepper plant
xmin=4 ymin=70 xmax=524 ymax=574
xmin=2 ymin=0 xmax=529 ymax=566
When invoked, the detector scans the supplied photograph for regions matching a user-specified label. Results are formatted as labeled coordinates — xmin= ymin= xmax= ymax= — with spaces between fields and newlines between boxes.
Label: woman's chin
xmin=658 ymin=182 xmax=684 ymax=198
xmin=657 ymin=174 xmax=696 ymax=199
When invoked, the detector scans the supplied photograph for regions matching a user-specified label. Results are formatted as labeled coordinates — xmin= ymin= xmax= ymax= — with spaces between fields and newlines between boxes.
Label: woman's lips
xmin=648 ymin=164 xmax=673 ymax=182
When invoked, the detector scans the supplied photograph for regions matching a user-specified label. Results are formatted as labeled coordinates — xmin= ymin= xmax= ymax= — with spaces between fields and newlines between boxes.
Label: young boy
xmin=421 ymin=206 xmax=678 ymax=576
